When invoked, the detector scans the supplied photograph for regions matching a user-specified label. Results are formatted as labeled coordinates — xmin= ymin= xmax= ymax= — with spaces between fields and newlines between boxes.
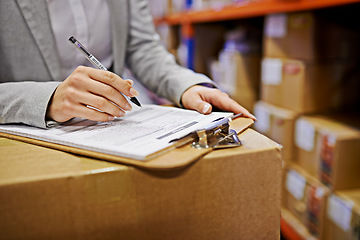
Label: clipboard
xmin=0 ymin=116 xmax=253 ymax=170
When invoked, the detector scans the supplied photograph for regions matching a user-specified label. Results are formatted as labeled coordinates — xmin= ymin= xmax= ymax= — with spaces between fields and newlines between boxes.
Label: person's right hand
xmin=46 ymin=66 xmax=139 ymax=123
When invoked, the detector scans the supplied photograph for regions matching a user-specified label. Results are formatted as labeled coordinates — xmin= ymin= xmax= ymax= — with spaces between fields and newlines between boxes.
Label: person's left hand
xmin=181 ymin=85 xmax=256 ymax=120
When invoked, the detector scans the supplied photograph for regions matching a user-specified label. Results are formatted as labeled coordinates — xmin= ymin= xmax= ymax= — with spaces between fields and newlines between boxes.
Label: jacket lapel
xmin=107 ymin=0 xmax=128 ymax=75
xmin=16 ymin=0 xmax=61 ymax=81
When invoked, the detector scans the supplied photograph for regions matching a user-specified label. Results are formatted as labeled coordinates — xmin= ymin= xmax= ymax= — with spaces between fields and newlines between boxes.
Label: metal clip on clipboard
xmin=170 ymin=113 xmax=243 ymax=149
xmin=192 ymin=113 xmax=243 ymax=149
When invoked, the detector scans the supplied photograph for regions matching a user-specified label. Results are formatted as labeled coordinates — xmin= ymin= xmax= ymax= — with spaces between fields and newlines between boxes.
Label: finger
xmin=84 ymin=78 xmax=132 ymax=111
xmin=192 ymin=99 xmax=213 ymax=114
xmin=70 ymin=103 xmax=122 ymax=122
xmin=124 ymin=79 xmax=134 ymax=86
xmin=77 ymin=91 xmax=126 ymax=118
xmin=182 ymin=86 xmax=256 ymax=120
xmin=181 ymin=90 xmax=213 ymax=114
xmin=205 ymin=91 xmax=256 ymax=120
xmin=81 ymin=66 xmax=137 ymax=97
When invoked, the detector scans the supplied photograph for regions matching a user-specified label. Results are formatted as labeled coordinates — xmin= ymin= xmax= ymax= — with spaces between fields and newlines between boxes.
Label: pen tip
xmin=130 ymin=97 xmax=142 ymax=107
xmin=69 ymin=36 xmax=76 ymax=43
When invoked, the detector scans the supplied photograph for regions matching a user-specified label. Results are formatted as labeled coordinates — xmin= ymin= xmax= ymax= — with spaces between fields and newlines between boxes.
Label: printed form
xmin=0 ymin=105 xmax=232 ymax=160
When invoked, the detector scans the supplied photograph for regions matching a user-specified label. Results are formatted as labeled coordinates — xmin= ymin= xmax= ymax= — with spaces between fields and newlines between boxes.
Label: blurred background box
xmin=283 ymin=164 xmax=330 ymax=239
xmin=210 ymin=27 xmax=261 ymax=111
xmin=294 ymin=114 xmax=360 ymax=190
xmin=253 ymin=101 xmax=298 ymax=163
xmin=324 ymin=189 xmax=360 ymax=240
xmin=281 ymin=208 xmax=318 ymax=240
xmin=263 ymin=9 xmax=360 ymax=61
xmin=260 ymin=58 xmax=360 ymax=114
xmin=211 ymin=50 xmax=260 ymax=111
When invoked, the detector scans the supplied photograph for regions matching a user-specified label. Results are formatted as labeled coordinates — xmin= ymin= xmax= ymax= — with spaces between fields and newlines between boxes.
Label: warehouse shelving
xmin=154 ymin=0 xmax=360 ymax=70
xmin=155 ymin=0 xmax=360 ymax=25
xmin=153 ymin=1 xmax=360 ymax=239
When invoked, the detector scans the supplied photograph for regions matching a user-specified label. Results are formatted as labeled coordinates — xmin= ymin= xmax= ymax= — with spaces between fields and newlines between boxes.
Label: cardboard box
xmin=0 ymin=128 xmax=282 ymax=240
xmin=324 ymin=189 xmax=360 ymax=240
xmin=214 ymin=50 xmax=261 ymax=112
xmin=260 ymin=57 xmax=360 ymax=113
xmin=283 ymin=164 xmax=330 ymax=239
xmin=281 ymin=208 xmax=318 ymax=240
xmin=263 ymin=9 xmax=360 ymax=61
xmin=253 ymin=101 xmax=298 ymax=162
xmin=294 ymin=115 xmax=360 ymax=190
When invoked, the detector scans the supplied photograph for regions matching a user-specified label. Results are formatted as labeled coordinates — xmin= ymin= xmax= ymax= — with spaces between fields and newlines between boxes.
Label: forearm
xmin=0 ymin=81 xmax=61 ymax=128
xmin=125 ymin=0 xmax=214 ymax=106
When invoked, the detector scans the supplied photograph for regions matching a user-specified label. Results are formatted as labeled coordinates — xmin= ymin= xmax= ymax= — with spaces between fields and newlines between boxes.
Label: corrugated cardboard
xmin=253 ymin=101 xmax=298 ymax=162
xmin=263 ymin=9 xmax=360 ymax=61
xmin=294 ymin=115 xmax=360 ymax=191
xmin=324 ymin=189 xmax=360 ymax=240
xmin=260 ymin=57 xmax=360 ymax=114
xmin=283 ymin=164 xmax=330 ymax=239
xmin=0 ymin=128 xmax=282 ymax=240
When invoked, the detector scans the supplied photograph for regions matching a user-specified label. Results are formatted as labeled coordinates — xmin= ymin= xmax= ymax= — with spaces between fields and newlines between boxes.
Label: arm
xmin=0 ymin=82 xmax=61 ymax=128
xmin=0 ymin=1 xmax=139 ymax=128
xmin=125 ymin=0 xmax=255 ymax=120
xmin=125 ymin=0 xmax=213 ymax=106
xmin=0 ymin=1 xmax=61 ymax=128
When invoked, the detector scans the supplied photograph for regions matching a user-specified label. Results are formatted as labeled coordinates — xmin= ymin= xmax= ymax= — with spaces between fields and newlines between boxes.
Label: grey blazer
xmin=0 ymin=0 xmax=212 ymax=128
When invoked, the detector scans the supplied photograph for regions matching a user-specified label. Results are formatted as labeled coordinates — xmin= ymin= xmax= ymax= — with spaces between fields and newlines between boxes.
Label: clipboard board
xmin=0 ymin=116 xmax=253 ymax=170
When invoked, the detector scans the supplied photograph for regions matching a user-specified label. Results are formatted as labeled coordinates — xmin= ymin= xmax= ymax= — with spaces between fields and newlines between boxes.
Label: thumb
xmin=189 ymin=99 xmax=212 ymax=114
xmin=199 ymin=102 xmax=212 ymax=114
xmin=181 ymin=85 xmax=213 ymax=114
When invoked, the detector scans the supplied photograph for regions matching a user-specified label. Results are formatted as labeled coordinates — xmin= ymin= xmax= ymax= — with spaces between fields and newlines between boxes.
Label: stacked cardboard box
xmin=211 ymin=50 xmax=260 ymax=111
xmin=294 ymin=115 xmax=360 ymax=190
xmin=324 ymin=189 xmax=360 ymax=240
xmin=260 ymin=58 xmax=360 ymax=114
xmin=261 ymin=10 xmax=360 ymax=114
xmin=257 ymin=8 xmax=360 ymax=240
xmin=253 ymin=101 xmax=297 ymax=163
xmin=210 ymin=27 xmax=262 ymax=112
xmin=282 ymin=164 xmax=330 ymax=239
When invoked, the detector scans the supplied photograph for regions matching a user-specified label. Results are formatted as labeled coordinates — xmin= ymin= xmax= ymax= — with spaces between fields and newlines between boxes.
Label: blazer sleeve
xmin=125 ymin=0 xmax=215 ymax=107
xmin=0 ymin=1 xmax=61 ymax=128
xmin=0 ymin=82 xmax=61 ymax=128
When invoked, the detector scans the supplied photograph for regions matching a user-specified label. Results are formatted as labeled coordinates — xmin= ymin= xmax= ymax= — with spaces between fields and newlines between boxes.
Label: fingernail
xmin=108 ymin=115 xmax=115 ymax=121
xmin=124 ymin=103 xmax=132 ymax=111
xmin=202 ymin=104 xmax=211 ymax=114
xmin=126 ymin=79 xmax=134 ymax=85
xmin=118 ymin=111 xmax=125 ymax=117
xmin=130 ymin=88 xmax=138 ymax=97
xmin=250 ymin=114 xmax=257 ymax=121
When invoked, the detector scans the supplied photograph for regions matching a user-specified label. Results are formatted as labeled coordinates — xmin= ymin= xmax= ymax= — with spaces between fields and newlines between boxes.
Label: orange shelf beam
xmin=280 ymin=218 xmax=305 ymax=240
xmin=155 ymin=0 xmax=360 ymax=25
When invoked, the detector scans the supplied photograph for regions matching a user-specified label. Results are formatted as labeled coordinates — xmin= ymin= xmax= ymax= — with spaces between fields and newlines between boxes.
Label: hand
xmin=46 ymin=66 xmax=139 ymax=123
xmin=181 ymin=85 xmax=256 ymax=120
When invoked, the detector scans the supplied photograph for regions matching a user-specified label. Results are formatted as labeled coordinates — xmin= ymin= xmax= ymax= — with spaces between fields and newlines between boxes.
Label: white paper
xmin=327 ymin=195 xmax=354 ymax=231
xmin=286 ymin=169 xmax=306 ymax=200
xmin=261 ymin=58 xmax=283 ymax=85
xmin=265 ymin=14 xmax=288 ymax=38
xmin=295 ymin=118 xmax=315 ymax=152
xmin=0 ymin=105 xmax=233 ymax=160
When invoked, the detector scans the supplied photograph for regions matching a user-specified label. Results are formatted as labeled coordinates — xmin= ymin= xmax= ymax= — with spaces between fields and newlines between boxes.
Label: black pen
xmin=69 ymin=36 xmax=141 ymax=107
